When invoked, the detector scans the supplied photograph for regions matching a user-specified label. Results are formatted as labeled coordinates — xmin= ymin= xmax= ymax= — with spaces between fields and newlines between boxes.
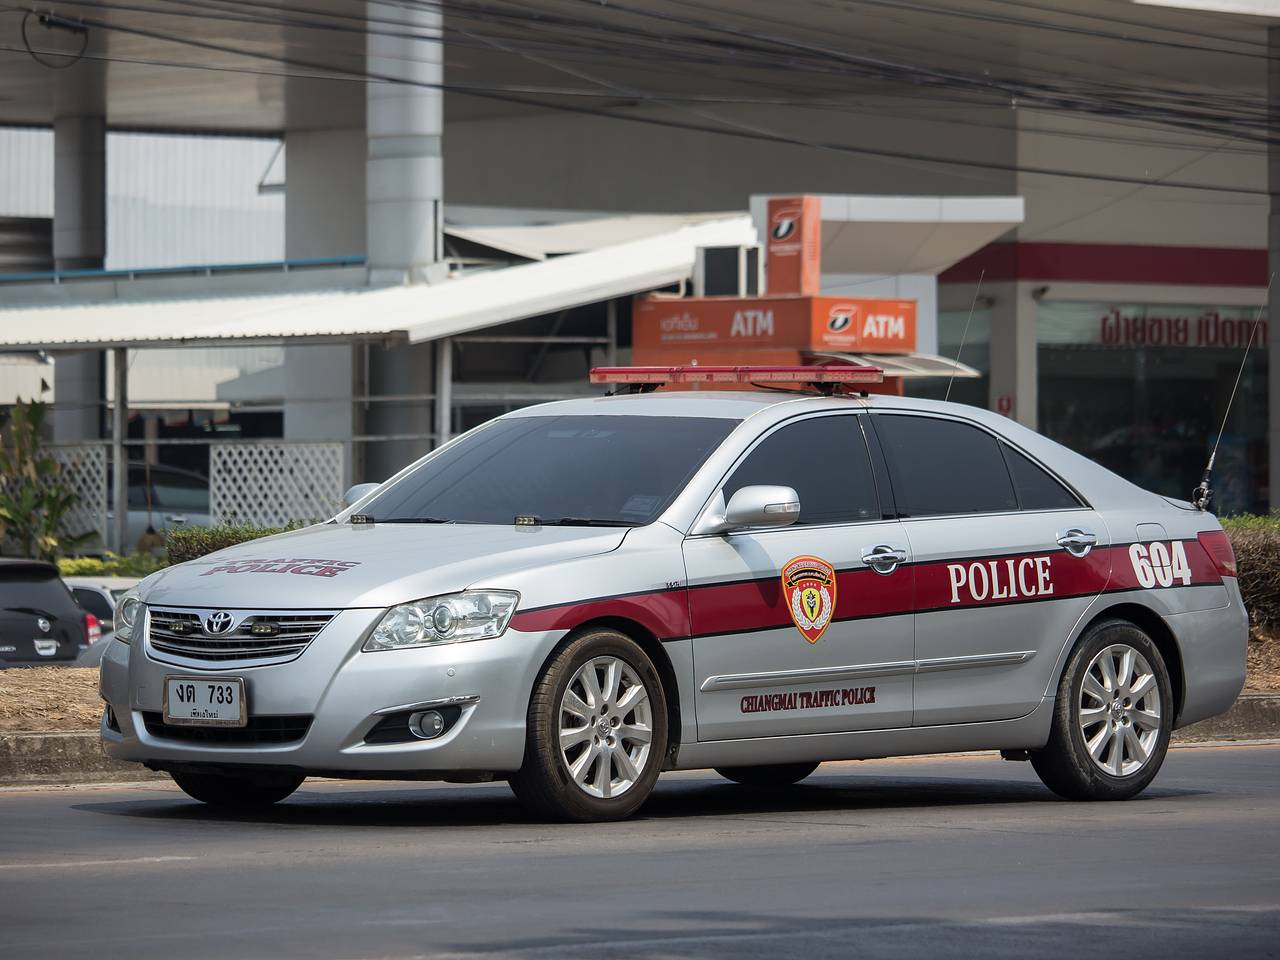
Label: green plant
xmin=57 ymin=552 xmax=170 ymax=579
xmin=1221 ymin=515 xmax=1280 ymax=628
xmin=0 ymin=399 xmax=93 ymax=561
xmin=166 ymin=523 xmax=300 ymax=565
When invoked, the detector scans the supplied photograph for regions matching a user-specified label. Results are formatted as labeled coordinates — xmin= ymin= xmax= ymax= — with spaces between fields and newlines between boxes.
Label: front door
xmin=684 ymin=412 xmax=916 ymax=741
xmin=870 ymin=412 xmax=1110 ymax=727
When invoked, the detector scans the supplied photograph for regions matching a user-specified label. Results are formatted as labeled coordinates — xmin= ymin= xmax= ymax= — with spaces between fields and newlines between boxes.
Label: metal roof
xmin=0 ymin=216 xmax=754 ymax=350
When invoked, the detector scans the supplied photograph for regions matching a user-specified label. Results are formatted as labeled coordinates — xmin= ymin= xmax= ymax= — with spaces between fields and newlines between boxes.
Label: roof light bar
xmin=589 ymin=364 xmax=884 ymax=386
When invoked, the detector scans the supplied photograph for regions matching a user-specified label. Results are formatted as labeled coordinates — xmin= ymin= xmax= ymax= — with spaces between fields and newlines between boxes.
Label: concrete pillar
xmin=435 ymin=338 xmax=452 ymax=447
xmin=282 ymin=345 xmax=357 ymax=487
xmin=53 ymin=115 xmax=106 ymax=271
xmin=366 ymin=0 xmax=443 ymax=283
xmin=1268 ymin=26 xmax=1280 ymax=513
xmin=284 ymin=128 xmax=367 ymax=260
xmin=985 ymin=281 xmax=1037 ymax=429
xmin=52 ymin=351 xmax=102 ymax=443
xmin=111 ymin=348 xmax=128 ymax=554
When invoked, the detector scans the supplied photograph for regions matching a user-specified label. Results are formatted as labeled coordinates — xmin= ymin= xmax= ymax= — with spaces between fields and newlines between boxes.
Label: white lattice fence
xmin=210 ymin=443 xmax=345 ymax=527
xmin=52 ymin=445 xmax=109 ymax=545
xmin=0 ymin=444 xmax=107 ymax=549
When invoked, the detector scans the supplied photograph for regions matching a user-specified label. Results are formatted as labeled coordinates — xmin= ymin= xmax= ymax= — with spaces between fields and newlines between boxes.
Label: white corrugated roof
xmin=446 ymin=212 xmax=742 ymax=260
xmin=0 ymin=216 xmax=755 ymax=349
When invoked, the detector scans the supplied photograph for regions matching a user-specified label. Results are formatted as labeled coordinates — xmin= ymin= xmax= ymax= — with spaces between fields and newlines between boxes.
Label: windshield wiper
xmin=540 ymin=517 xmax=640 ymax=527
xmin=376 ymin=517 xmax=454 ymax=524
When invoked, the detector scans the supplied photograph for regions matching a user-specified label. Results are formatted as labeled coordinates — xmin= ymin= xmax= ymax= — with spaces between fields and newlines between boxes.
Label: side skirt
xmin=671 ymin=697 xmax=1054 ymax=769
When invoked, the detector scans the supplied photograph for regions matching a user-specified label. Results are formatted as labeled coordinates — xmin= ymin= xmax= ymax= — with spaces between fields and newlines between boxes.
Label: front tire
xmin=510 ymin=628 xmax=668 ymax=822
xmin=171 ymin=770 xmax=304 ymax=807
xmin=1031 ymin=619 xmax=1173 ymax=801
xmin=715 ymin=762 xmax=820 ymax=786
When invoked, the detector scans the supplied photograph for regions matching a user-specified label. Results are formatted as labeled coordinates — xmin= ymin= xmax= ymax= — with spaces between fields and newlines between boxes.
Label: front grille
xmin=147 ymin=608 xmax=335 ymax=666
xmin=142 ymin=712 xmax=312 ymax=745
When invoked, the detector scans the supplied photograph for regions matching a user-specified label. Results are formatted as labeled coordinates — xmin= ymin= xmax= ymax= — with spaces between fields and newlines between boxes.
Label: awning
xmin=0 ymin=216 xmax=755 ymax=350
xmin=810 ymin=351 xmax=980 ymax=379
xmin=751 ymin=194 xmax=1024 ymax=276
xmin=445 ymin=211 xmax=742 ymax=261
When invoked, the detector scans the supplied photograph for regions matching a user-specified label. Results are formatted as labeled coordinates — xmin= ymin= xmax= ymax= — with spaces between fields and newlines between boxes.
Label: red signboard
xmin=766 ymin=196 xmax=822 ymax=295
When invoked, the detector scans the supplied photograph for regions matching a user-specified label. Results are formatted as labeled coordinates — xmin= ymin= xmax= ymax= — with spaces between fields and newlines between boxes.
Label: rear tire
xmin=171 ymin=770 xmax=304 ymax=807
xmin=510 ymin=628 xmax=668 ymax=822
xmin=715 ymin=762 xmax=820 ymax=786
xmin=1031 ymin=618 xmax=1173 ymax=801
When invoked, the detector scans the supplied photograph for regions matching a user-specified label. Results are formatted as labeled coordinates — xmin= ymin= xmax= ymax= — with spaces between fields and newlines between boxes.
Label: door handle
xmin=1056 ymin=528 xmax=1098 ymax=558
xmin=862 ymin=544 xmax=908 ymax=575
xmin=164 ymin=514 xmax=188 ymax=525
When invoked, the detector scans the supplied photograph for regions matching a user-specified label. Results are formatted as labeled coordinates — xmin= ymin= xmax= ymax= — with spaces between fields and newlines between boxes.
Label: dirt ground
xmin=1248 ymin=627 xmax=1280 ymax=692
xmin=0 ymin=667 xmax=102 ymax=733
xmin=2 ymin=632 xmax=1279 ymax=733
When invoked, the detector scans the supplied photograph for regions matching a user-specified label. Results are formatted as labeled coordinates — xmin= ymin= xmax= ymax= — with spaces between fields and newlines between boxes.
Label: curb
xmin=0 ymin=732 xmax=162 ymax=786
xmin=2 ymin=694 xmax=1277 ymax=787
xmin=1172 ymin=693 xmax=1280 ymax=743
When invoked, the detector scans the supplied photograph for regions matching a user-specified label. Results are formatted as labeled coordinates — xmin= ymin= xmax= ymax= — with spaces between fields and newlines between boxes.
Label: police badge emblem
xmin=781 ymin=555 xmax=837 ymax=644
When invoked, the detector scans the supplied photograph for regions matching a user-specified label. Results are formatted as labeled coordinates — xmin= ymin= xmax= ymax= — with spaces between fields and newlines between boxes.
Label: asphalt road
xmin=2 ymin=744 xmax=1278 ymax=960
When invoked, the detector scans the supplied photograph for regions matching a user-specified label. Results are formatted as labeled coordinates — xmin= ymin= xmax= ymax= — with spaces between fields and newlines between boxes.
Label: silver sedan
xmin=100 ymin=388 xmax=1246 ymax=820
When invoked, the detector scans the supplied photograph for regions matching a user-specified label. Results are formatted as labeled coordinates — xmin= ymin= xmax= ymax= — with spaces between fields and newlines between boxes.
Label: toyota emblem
xmin=204 ymin=611 xmax=235 ymax=636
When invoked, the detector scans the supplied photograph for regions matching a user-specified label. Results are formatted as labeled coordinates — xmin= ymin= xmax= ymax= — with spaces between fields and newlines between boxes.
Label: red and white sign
xmin=766 ymin=196 xmax=822 ymax=295
xmin=1039 ymin=302 xmax=1267 ymax=349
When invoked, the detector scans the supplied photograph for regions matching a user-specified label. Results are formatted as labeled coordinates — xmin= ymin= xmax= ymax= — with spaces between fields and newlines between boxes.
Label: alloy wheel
xmin=1078 ymin=642 xmax=1163 ymax=777
xmin=559 ymin=655 xmax=653 ymax=799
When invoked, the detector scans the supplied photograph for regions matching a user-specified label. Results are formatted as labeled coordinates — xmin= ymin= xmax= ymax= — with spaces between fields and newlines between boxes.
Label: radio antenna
xmin=1192 ymin=272 xmax=1273 ymax=511
xmin=945 ymin=268 xmax=985 ymax=403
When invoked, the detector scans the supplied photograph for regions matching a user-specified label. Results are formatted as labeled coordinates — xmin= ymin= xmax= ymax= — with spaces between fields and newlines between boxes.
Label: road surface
xmin=2 ymin=743 xmax=1278 ymax=959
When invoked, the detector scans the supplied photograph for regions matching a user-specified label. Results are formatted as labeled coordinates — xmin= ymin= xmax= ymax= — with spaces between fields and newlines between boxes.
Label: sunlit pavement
xmin=2 ymin=743 xmax=1277 ymax=959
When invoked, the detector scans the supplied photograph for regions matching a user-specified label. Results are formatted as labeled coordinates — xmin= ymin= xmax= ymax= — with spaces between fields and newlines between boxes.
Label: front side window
xmin=723 ymin=415 xmax=880 ymax=525
xmin=874 ymin=414 xmax=1017 ymax=517
xmin=358 ymin=415 xmax=738 ymax=526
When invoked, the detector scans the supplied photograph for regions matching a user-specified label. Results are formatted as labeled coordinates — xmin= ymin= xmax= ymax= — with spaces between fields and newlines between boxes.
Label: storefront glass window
xmin=1038 ymin=302 xmax=1269 ymax=515
xmin=904 ymin=309 xmax=991 ymax=408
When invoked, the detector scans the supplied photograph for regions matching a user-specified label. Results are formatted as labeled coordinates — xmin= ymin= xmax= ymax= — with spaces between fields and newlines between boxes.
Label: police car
xmin=100 ymin=365 xmax=1247 ymax=821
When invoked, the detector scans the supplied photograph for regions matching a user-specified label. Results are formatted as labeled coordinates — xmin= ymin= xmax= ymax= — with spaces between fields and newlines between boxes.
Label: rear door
xmin=869 ymin=412 xmax=1109 ymax=726
xmin=684 ymin=412 xmax=916 ymax=741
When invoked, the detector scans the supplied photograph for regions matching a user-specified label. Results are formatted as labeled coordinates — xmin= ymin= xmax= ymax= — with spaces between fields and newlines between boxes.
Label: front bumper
xmin=100 ymin=608 xmax=567 ymax=775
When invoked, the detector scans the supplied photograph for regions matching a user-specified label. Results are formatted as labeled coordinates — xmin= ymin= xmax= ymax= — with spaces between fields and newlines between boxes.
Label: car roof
xmin=502 ymin=389 xmax=1006 ymax=422
xmin=504 ymin=390 xmax=799 ymax=420
xmin=0 ymin=558 xmax=59 ymax=576
xmin=64 ymin=576 xmax=142 ymax=590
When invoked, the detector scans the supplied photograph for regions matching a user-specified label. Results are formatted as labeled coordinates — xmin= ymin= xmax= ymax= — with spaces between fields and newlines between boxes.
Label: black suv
xmin=0 ymin=559 xmax=97 ymax=666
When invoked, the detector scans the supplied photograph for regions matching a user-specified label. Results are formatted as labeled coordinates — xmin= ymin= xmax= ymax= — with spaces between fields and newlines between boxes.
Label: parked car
xmin=100 ymin=367 xmax=1246 ymax=819
xmin=105 ymin=463 xmax=211 ymax=552
xmin=67 ymin=576 xmax=141 ymax=667
xmin=0 ymin=560 xmax=100 ymax=667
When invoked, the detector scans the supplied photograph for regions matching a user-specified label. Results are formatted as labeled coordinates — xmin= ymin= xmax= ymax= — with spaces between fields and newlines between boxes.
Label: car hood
xmin=140 ymin=522 xmax=629 ymax=610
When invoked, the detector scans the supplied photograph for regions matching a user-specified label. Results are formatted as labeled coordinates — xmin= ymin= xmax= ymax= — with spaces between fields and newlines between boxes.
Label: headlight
xmin=363 ymin=591 xmax=519 ymax=652
xmin=114 ymin=589 xmax=144 ymax=644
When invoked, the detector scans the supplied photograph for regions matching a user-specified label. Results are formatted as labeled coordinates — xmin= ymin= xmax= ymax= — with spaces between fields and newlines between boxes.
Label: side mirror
xmin=717 ymin=485 xmax=801 ymax=533
xmin=343 ymin=482 xmax=380 ymax=509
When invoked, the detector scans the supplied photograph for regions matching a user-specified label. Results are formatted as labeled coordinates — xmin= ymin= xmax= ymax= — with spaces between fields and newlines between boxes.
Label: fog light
xmin=408 ymin=710 xmax=446 ymax=740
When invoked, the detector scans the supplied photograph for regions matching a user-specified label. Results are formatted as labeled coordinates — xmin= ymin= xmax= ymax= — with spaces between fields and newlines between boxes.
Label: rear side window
xmin=874 ymin=414 xmax=1017 ymax=517
xmin=1001 ymin=442 xmax=1082 ymax=511
xmin=73 ymin=588 xmax=115 ymax=622
xmin=724 ymin=415 xmax=879 ymax=525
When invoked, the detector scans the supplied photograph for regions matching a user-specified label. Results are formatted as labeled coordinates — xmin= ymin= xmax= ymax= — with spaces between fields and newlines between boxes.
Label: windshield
xmin=358 ymin=414 xmax=738 ymax=526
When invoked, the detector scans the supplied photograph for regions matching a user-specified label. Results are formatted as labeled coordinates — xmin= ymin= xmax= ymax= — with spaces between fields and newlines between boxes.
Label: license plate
xmin=163 ymin=676 xmax=246 ymax=727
